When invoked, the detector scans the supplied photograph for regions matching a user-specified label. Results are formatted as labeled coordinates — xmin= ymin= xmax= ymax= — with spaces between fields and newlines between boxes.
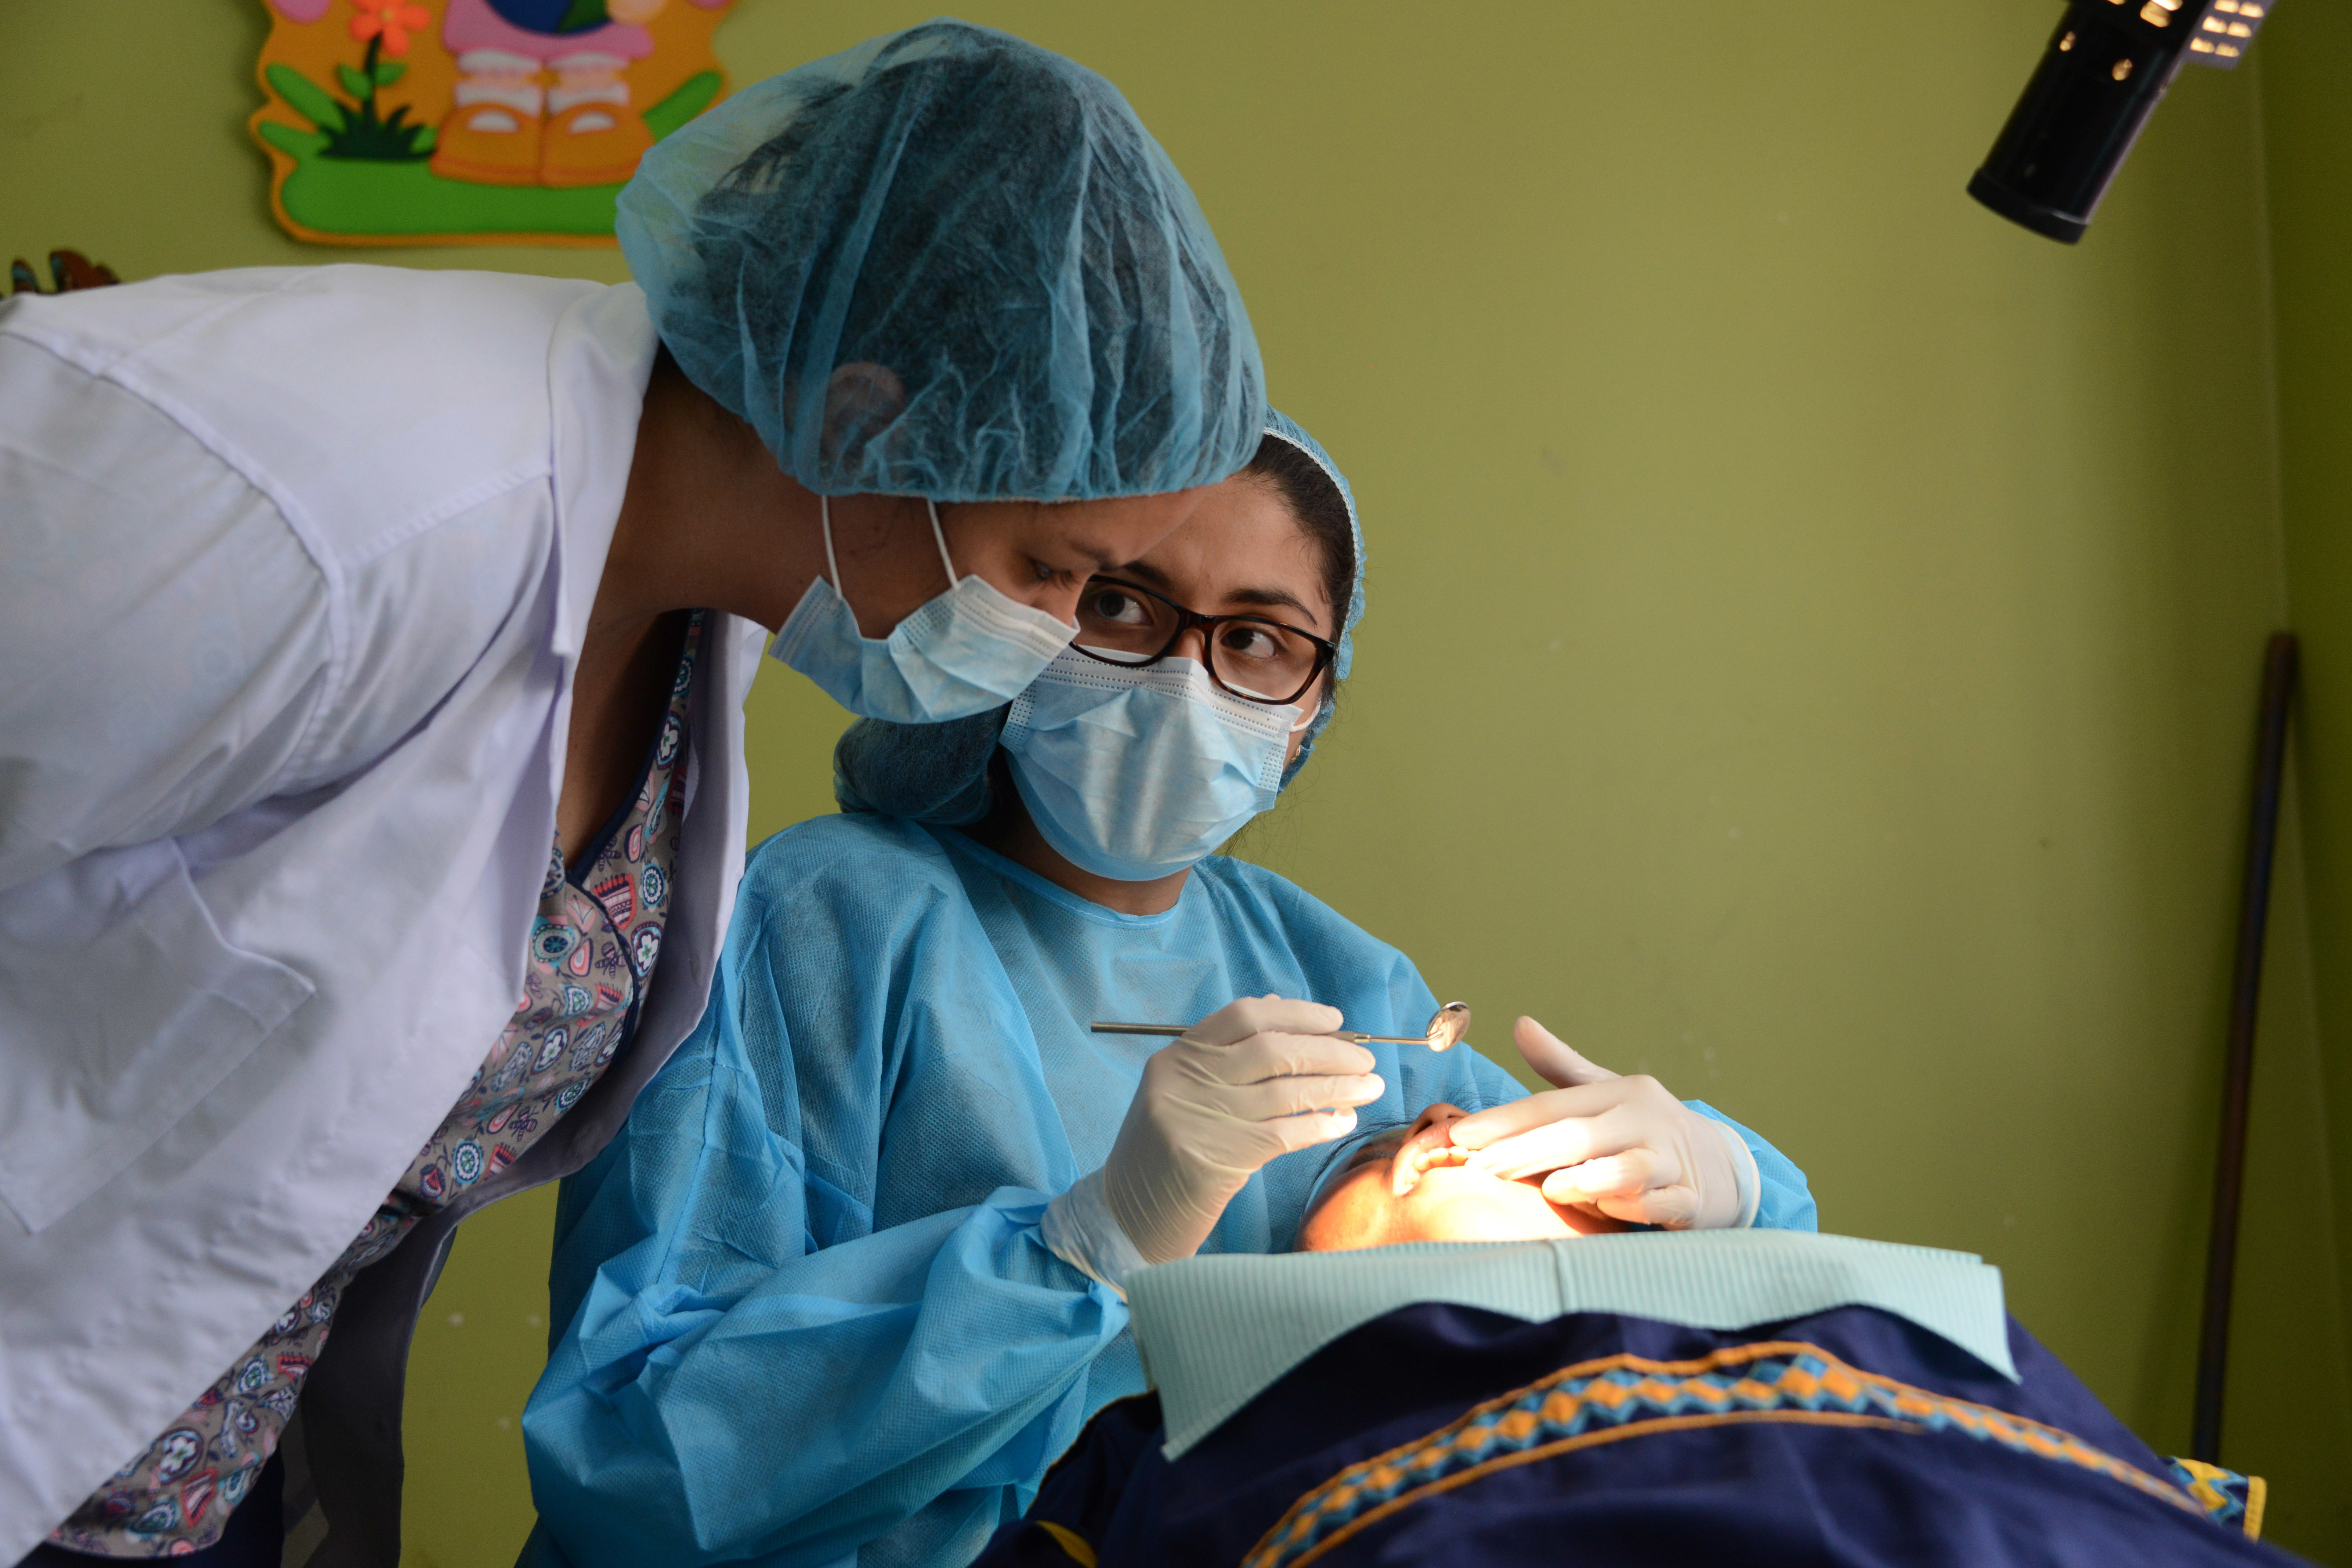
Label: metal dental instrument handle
xmin=1092 ymin=1001 xmax=1473 ymax=1050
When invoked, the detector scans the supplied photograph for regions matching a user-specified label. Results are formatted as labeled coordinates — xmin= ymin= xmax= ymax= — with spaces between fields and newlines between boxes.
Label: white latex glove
xmin=1445 ymin=1017 xmax=1758 ymax=1230
xmin=1044 ymin=996 xmax=1383 ymax=1289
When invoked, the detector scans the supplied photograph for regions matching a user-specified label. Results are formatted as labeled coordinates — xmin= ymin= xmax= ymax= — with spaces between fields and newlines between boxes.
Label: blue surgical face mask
xmin=769 ymin=497 xmax=1075 ymax=723
xmin=999 ymin=647 xmax=1307 ymax=882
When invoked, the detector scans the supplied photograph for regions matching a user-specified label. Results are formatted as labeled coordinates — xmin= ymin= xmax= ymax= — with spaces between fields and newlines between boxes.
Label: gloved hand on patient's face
xmin=1443 ymin=1017 xmax=1756 ymax=1231
xmin=1100 ymin=995 xmax=1386 ymax=1266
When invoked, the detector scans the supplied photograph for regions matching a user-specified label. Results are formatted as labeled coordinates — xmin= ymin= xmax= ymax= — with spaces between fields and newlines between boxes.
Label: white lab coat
xmin=0 ymin=265 xmax=764 ymax=1561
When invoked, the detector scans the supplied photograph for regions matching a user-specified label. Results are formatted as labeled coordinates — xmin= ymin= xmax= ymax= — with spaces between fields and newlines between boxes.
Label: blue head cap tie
xmin=1255 ymin=409 xmax=1363 ymax=785
xmin=618 ymin=18 xmax=1266 ymax=502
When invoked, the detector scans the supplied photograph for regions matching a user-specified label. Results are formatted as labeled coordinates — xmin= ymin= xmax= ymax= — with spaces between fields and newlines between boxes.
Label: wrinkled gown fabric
xmin=0 ymin=268 xmax=763 ymax=1563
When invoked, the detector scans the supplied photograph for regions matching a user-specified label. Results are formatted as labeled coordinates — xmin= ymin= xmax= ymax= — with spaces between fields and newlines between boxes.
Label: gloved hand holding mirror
xmin=1045 ymin=994 xmax=1386 ymax=1288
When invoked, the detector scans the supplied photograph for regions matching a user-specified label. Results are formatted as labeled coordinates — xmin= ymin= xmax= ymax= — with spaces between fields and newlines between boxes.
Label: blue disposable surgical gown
xmin=520 ymin=815 xmax=1816 ymax=1568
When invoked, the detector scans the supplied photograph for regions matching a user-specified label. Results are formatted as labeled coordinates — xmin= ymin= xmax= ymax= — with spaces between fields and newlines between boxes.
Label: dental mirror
xmin=1092 ymin=1001 xmax=1472 ymax=1050
xmin=1422 ymin=1000 xmax=1472 ymax=1050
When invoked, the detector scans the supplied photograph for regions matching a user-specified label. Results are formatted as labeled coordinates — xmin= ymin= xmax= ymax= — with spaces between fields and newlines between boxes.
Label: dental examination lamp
xmin=1969 ymin=0 xmax=2274 ymax=243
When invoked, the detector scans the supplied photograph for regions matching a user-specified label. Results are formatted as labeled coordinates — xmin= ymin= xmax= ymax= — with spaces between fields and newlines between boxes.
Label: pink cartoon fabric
xmin=267 ymin=0 xmax=726 ymax=55
xmin=442 ymin=0 xmax=659 ymax=63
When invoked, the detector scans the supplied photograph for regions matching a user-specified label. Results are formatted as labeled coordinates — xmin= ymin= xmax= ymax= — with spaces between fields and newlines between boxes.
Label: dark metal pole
xmin=2191 ymin=632 xmax=2298 ymax=1464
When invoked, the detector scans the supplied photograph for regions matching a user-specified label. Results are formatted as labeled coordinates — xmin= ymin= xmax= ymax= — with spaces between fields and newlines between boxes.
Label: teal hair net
xmin=617 ymin=18 xmax=1266 ymax=501
xmin=832 ymin=408 xmax=1364 ymax=823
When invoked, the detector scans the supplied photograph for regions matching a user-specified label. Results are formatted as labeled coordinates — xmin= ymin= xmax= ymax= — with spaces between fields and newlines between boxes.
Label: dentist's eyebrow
xmin=1107 ymin=559 xmax=1176 ymax=589
xmin=1223 ymin=585 xmax=1318 ymax=624
xmin=1100 ymin=562 xmax=1324 ymax=628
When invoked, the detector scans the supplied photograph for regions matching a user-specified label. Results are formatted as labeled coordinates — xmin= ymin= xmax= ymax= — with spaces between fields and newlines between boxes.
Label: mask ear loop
xmin=820 ymin=494 xmax=843 ymax=590
xmin=925 ymin=499 xmax=959 ymax=589
xmin=826 ymin=496 xmax=957 ymax=598
xmin=1290 ymin=665 xmax=1335 ymax=733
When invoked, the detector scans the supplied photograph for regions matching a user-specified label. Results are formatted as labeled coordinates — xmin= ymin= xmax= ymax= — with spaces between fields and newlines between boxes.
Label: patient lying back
xmin=1296 ymin=1104 xmax=1630 ymax=1252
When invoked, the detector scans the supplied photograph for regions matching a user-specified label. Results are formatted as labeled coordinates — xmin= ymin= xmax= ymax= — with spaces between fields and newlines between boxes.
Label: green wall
xmin=7 ymin=2 xmax=2349 ymax=1563
xmin=2262 ymin=14 xmax=2352 ymax=1564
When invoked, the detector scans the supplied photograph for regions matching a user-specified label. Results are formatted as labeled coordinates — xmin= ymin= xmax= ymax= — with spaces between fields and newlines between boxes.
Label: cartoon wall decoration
xmin=250 ymin=0 xmax=735 ymax=248
xmin=9 ymin=250 xmax=122 ymax=296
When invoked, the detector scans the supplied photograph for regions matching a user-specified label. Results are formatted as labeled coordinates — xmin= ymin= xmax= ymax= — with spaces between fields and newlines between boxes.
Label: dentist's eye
xmin=1082 ymin=589 xmax=1148 ymax=626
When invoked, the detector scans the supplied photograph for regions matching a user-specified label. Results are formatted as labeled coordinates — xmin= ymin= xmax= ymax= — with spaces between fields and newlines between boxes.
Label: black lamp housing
xmin=1969 ymin=0 xmax=2274 ymax=244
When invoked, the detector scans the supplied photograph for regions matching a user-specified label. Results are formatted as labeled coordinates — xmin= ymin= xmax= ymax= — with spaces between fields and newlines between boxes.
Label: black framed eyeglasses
xmin=1071 ymin=576 xmax=1337 ymax=707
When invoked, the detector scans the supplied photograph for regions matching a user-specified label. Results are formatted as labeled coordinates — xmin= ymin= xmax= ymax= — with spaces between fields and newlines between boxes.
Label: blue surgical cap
xmin=833 ymin=408 xmax=1365 ymax=821
xmin=617 ymin=19 xmax=1266 ymax=501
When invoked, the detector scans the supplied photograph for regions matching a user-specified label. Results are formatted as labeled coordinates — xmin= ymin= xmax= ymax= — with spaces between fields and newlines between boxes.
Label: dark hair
xmin=1243 ymin=435 xmax=1354 ymax=677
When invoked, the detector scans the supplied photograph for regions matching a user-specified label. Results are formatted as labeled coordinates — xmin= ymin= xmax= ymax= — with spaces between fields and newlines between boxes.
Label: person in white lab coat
xmin=0 ymin=22 xmax=1263 ymax=1567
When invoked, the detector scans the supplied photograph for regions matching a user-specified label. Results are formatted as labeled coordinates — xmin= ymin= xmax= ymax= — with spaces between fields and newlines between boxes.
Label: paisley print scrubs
xmin=51 ymin=614 xmax=707 ymax=1556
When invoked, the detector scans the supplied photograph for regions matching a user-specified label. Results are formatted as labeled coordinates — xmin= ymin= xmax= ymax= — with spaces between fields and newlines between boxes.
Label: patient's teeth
xmin=1393 ymin=1136 xmax=1471 ymax=1195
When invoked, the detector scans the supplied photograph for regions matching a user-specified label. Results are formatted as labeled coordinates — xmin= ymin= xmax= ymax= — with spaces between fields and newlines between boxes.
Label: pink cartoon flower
xmin=349 ymin=0 xmax=431 ymax=58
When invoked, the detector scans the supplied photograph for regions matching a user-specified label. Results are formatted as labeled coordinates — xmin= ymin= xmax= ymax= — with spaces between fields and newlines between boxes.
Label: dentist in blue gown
xmin=521 ymin=412 xmax=1816 ymax=1568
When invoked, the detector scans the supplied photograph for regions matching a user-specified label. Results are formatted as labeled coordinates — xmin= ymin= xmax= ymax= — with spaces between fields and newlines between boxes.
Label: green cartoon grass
xmin=257 ymin=64 xmax=720 ymax=238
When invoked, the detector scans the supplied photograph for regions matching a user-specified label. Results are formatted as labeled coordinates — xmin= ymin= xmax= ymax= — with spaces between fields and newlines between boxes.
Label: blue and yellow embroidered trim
xmin=1243 ymin=1340 xmax=2208 ymax=1568
xmin=1034 ymin=1521 xmax=1098 ymax=1565
xmin=2166 ymin=1456 xmax=2267 ymax=1539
